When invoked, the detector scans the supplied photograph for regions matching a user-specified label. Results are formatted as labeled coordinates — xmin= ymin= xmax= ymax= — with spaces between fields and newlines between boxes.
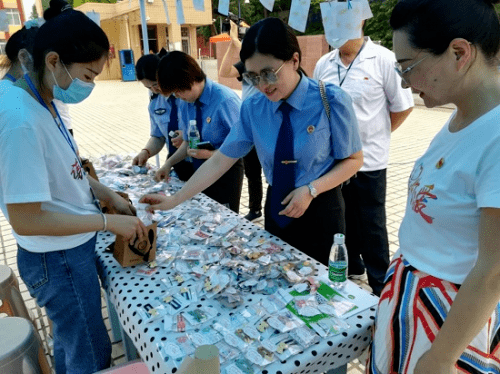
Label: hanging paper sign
xmin=161 ymin=0 xmax=171 ymax=24
xmin=193 ymin=0 xmax=205 ymax=11
xmin=288 ymin=0 xmax=311 ymax=33
xmin=86 ymin=11 xmax=101 ymax=26
xmin=176 ymin=0 xmax=185 ymax=25
xmin=320 ymin=0 xmax=363 ymax=44
xmin=358 ymin=0 xmax=373 ymax=20
xmin=218 ymin=0 xmax=230 ymax=16
xmin=259 ymin=0 xmax=275 ymax=12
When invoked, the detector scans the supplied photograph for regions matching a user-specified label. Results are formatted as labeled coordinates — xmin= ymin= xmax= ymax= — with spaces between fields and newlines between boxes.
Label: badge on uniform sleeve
xmin=206 ymin=117 xmax=211 ymax=124
xmin=154 ymin=108 xmax=167 ymax=115
xmin=307 ymin=125 xmax=315 ymax=134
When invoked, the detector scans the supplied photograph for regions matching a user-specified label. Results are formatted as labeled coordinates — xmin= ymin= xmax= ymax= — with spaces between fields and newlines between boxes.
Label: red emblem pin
xmin=436 ymin=158 xmax=445 ymax=169
xmin=307 ymin=125 xmax=315 ymax=134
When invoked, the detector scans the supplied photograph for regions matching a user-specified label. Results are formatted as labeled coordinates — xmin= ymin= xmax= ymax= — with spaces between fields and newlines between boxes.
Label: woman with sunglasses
xmin=367 ymin=0 xmax=500 ymax=373
xmin=141 ymin=18 xmax=363 ymax=266
xmin=132 ymin=51 xmax=194 ymax=181
xmin=152 ymin=51 xmax=244 ymax=213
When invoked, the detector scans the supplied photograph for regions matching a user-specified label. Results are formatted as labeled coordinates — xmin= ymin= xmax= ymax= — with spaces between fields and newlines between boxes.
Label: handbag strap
xmin=318 ymin=80 xmax=355 ymax=187
xmin=319 ymin=80 xmax=331 ymax=121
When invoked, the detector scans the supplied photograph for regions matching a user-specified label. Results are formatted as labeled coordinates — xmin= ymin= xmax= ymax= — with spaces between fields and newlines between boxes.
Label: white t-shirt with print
xmin=313 ymin=38 xmax=414 ymax=171
xmin=0 ymin=80 xmax=99 ymax=252
xmin=399 ymin=105 xmax=500 ymax=284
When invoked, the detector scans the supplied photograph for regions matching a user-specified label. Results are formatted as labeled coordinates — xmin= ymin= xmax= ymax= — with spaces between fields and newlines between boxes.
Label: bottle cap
xmin=333 ymin=233 xmax=345 ymax=245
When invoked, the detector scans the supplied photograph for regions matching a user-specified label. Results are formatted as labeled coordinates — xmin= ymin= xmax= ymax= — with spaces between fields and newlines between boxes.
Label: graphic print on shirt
xmin=71 ymin=158 xmax=84 ymax=180
xmin=408 ymin=163 xmax=437 ymax=224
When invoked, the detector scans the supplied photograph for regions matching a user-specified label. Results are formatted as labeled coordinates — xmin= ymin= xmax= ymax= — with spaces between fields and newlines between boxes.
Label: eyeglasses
xmin=242 ymin=61 xmax=287 ymax=87
xmin=394 ymin=55 xmax=428 ymax=85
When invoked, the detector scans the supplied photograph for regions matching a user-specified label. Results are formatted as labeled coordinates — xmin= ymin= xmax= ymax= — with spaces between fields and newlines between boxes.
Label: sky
xmin=22 ymin=0 xmax=37 ymax=19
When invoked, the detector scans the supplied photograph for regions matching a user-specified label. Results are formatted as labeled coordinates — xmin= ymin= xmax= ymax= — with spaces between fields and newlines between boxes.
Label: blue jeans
xmin=17 ymin=235 xmax=111 ymax=374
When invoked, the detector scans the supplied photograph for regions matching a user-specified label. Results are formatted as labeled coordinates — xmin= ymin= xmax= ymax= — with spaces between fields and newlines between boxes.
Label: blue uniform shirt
xmin=219 ymin=76 xmax=362 ymax=187
xmin=149 ymin=94 xmax=180 ymax=138
xmin=180 ymin=78 xmax=241 ymax=149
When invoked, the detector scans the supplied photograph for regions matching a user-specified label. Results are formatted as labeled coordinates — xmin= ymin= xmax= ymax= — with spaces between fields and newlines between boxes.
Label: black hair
xmin=157 ymin=51 xmax=206 ymax=95
xmin=136 ymin=54 xmax=160 ymax=81
xmin=135 ymin=48 xmax=168 ymax=81
xmin=390 ymin=0 xmax=500 ymax=63
xmin=5 ymin=26 xmax=39 ymax=63
xmin=33 ymin=0 xmax=109 ymax=71
xmin=240 ymin=17 xmax=306 ymax=76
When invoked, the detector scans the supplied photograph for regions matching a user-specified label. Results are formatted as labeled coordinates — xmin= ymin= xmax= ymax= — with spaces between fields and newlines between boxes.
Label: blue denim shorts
xmin=18 ymin=235 xmax=111 ymax=374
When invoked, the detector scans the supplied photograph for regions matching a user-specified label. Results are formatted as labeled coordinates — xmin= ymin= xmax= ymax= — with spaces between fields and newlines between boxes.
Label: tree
xmin=363 ymin=0 xmax=397 ymax=49
xmin=30 ymin=4 xmax=39 ymax=20
xmin=73 ymin=0 xmax=117 ymax=8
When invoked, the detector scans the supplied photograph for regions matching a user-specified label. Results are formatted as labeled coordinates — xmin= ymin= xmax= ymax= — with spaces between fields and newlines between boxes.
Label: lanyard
xmin=337 ymin=40 xmax=366 ymax=87
xmin=4 ymin=73 xmax=16 ymax=82
xmin=23 ymin=74 xmax=102 ymax=211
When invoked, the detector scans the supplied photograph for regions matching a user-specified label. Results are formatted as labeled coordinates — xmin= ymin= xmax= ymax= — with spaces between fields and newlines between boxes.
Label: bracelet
xmin=141 ymin=148 xmax=151 ymax=158
xmin=100 ymin=212 xmax=107 ymax=232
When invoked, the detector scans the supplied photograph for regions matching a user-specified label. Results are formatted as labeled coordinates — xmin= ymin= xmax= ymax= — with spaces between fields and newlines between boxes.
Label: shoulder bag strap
xmin=319 ymin=80 xmax=331 ymax=121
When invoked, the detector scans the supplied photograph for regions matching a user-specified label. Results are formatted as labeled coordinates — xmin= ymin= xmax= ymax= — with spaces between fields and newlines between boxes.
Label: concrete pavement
xmin=0 ymin=80 xmax=453 ymax=373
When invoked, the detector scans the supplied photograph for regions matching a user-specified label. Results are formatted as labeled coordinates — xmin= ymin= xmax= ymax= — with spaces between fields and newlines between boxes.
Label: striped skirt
xmin=366 ymin=255 xmax=500 ymax=374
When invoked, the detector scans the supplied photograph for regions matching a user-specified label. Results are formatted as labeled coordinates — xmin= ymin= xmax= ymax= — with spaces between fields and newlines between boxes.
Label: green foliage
xmin=72 ymin=0 xmax=117 ymax=8
xmin=363 ymin=0 xmax=397 ymax=50
xmin=30 ymin=4 xmax=39 ymax=20
xmin=204 ymin=0 xmax=400 ymax=43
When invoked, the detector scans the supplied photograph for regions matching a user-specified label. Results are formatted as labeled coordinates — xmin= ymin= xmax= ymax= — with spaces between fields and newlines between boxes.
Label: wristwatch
xmin=307 ymin=183 xmax=318 ymax=198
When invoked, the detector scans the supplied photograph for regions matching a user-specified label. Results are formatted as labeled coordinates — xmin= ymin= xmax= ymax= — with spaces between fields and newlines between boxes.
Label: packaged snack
xmin=309 ymin=316 xmax=350 ymax=337
xmin=261 ymin=334 xmax=301 ymax=361
xmin=156 ymin=292 xmax=190 ymax=315
xmin=289 ymin=326 xmax=320 ymax=348
xmin=267 ymin=310 xmax=305 ymax=333
xmin=179 ymin=247 xmax=208 ymax=262
xmin=216 ymin=341 xmax=240 ymax=364
xmin=223 ymin=358 xmax=256 ymax=374
xmin=137 ymin=300 xmax=166 ymax=323
xmin=182 ymin=306 xmax=218 ymax=326
xmin=245 ymin=346 xmax=275 ymax=366
xmin=187 ymin=326 xmax=222 ymax=347
xmin=261 ymin=241 xmax=283 ymax=254
xmin=157 ymin=341 xmax=185 ymax=367
xmin=292 ymin=295 xmax=322 ymax=317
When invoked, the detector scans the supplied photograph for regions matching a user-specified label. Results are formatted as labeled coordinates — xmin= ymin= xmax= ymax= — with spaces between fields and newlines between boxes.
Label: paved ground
xmin=0 ymin=80 xmax=453 ymax=373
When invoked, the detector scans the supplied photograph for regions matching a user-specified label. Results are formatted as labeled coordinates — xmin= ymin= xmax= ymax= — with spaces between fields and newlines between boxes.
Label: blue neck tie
xmin=192 ymin=99 xmax=204 ymax=170
xmin=167 ymin=96 xmax=178 ymax=155
xmin=271 ymin=101 xmax=295 ymax=228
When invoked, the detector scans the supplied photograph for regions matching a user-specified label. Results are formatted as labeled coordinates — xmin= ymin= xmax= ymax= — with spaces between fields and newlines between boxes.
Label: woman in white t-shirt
xmin=367 ymin=0 xmax=500 ymax=373
xmin=0 ymin=0 xmax=147 ymax=372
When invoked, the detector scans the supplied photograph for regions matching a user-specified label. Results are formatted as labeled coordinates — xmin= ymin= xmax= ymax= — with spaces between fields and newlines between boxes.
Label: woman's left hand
xmin=109 ymin=193 xmax=136 ymax=216
xmin=279 ymin=185 xmax=313 ymax=219
xmin=414 ymin=350 xmax=457 ymax=374
xmin=187 ymin=148 xmax=214 ymax=160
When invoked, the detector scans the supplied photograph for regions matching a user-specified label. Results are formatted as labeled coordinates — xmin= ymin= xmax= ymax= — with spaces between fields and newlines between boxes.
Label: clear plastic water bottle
xmin=188 ymin=119 xmax=200 ymax=150
xmin=328 ymin=233 xmax=348 ymax=290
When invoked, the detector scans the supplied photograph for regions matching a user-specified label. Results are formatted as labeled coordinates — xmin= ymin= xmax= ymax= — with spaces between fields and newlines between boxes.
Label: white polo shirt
xmin=314 ymin=37 xmax=414 ymax=171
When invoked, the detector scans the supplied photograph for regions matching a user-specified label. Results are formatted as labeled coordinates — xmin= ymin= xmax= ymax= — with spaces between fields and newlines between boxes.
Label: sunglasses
xmin=394 ymin=55 xmax=428 ymax=85
xmin=242 ymin=61 xmax=287 ymax=87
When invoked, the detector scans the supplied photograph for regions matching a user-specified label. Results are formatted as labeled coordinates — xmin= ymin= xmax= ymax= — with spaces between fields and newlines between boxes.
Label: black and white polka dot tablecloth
xmin=95 ymin=194 xmax=378 ymax=374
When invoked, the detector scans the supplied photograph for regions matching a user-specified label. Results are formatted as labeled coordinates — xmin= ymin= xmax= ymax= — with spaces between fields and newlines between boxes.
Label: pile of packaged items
xmin=93 ymin=155 xmax=358 ymax=373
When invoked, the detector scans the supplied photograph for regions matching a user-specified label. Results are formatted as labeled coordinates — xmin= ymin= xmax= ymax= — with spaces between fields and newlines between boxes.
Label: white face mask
xmin=328 ymin=38 xmax=349 ymax=49
xmin=51 ymin=63 xmax=95 ymax=104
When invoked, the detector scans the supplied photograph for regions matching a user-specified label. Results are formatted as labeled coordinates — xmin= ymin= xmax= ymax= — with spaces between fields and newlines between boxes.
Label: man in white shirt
xmin=314 ymin=27 xmax=414 ymax=296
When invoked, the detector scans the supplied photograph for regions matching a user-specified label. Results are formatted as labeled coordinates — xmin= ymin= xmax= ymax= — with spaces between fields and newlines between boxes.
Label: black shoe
xmin=244 ymin=210 xmax=262 ymax=222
